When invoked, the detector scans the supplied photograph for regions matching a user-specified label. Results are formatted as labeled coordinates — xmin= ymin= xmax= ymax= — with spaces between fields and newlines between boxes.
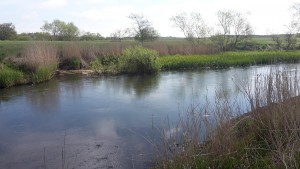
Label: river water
xmin=0 ymin=64 xmax=299 ymax=169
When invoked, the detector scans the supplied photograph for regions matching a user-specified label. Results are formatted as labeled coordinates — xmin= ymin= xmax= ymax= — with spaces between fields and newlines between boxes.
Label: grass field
xmin=159 ymin=51 xmax=300 ymax=70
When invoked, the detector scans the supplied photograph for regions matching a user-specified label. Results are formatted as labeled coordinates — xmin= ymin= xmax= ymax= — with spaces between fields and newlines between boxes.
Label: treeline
xmin=1 ymin=3 xmax=300 ymax=51
xmin=0 ymin=14 xmax=157 ymax=43
xmin=0 ymin=21 xmax=105 ymax=41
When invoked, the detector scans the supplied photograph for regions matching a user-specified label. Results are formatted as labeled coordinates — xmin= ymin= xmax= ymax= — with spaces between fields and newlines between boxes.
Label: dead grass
xmin=155 ymin=68 xmax=300 ymax=169
xmin=18 ymin=43 xmax=59 ymax=72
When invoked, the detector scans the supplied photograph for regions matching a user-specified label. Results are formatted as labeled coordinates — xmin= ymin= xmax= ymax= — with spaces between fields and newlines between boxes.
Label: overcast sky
xmin=0 ymin=0 xmax=298 ymax=37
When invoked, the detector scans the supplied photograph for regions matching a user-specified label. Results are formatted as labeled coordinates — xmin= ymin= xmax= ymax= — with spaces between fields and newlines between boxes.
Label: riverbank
xmin=1 ymin=45 xmax=300 ymax=88
xmin=153 ymin=70 xmax=300 ymax=169
xmin=159 ymin=50 xmax=300 ymax=70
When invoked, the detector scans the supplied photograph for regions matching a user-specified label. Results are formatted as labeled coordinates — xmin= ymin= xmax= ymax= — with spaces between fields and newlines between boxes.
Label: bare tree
xmin=215 ymin=10 xmax=253 ymax=50
xmin=170 ymin=12 xmax=211 ymax=45
xmin=271 ymin=34 xmax=284 ymax=50
xmin=285 ymin=23 xmax=298 ymax=50
xmin=128 ymin=13 xmax=159 ymax=46
xmin=110 ymin=28 xmax=130 ymax=42
xmin=292 ymin=3 xmax=300 ymax=33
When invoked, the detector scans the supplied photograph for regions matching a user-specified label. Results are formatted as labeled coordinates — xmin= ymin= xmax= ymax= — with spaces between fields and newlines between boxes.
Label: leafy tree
xmin=128 ymin=13 xmax=159 ymax=46
xmin=80 ymin=32 xmax=103 ymax=41
xmin=16 ymin=33 xmax=32 ymax=41
xmin=0 ymin=23 xmax=17 ymax=40
xmin=170 ymin=12 xmax=211 ymax=45
xmin=41 ymin=20 xmax=79 ymax=41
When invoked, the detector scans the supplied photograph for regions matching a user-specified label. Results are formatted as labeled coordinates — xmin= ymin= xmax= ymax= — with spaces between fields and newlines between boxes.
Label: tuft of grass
xmin=31 ymin=66 xmax=57 ymax=84
xmin=0 ymin=65 xmax=26 ymax=88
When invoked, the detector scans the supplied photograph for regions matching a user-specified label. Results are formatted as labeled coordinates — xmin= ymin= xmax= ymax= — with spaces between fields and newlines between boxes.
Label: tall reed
xmin=18 ymin=43 xmax=59 ymax=83
xmin=19 ymin=43 xmax=59 ymax=72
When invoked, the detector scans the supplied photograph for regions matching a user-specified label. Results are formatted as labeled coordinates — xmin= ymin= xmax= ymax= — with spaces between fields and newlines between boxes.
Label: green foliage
xmin=90 ymin=46 xmax=161 ymax=74
xmin=31 ymin=66 xmax=56 ymax=84
xmin=159 ymin=51 xmax=300 ymax=70
xmin=80 ymin=32 xmax=104 ymax=41
xmin=90 ymin=55 xmax=120 ymax=74
xmin=0 ymin=23 xmax=17 ymax=40
xmin=60 ymin=57 xmax=81 ymax=70
xmin=0 ymin=65 xmax=25 ymax=88
xmin=41 ymin=20 xmax=79 ymax=41
xmin=16 ymin=33 xmax=32 ymax=41
xmin=121 ymin=46 xmax=161 ymax=74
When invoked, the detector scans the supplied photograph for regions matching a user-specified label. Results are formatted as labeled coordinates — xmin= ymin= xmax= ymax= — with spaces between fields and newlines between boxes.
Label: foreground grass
xmin=154 ymin=70 xmax=300 ymax=169
xmin=158 ymin=51 xmax=300 ymax=70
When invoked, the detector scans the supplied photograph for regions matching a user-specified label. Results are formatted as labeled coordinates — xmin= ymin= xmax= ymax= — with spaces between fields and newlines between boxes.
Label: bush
xmin=90 ymin=55 xmax=120 ymax=74
xmin=121 ymin=46 xmax=161 ymax=74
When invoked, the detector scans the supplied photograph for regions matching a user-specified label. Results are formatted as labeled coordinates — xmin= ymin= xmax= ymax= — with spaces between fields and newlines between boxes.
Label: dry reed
xmin=155 ymin=68 xmax=300 ymax=168
xmin=19 ymin=43 xmax=59 ymax=72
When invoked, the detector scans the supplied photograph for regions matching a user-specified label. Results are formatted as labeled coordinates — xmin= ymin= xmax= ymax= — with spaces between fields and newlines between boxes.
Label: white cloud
xmin=38 ymin=0 xmax=68 ymax=9
xmin=79 ymin=10 xmax=104 ymax=20
xmin=22 ymin=11 xmax=39 ymax=20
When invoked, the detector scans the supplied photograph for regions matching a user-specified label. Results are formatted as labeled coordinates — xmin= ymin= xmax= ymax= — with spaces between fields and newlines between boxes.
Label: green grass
xmin=31 ymin=65 xmax=57 ymax=84
xmin=0 ymin=65 xmax=26 ymax=88
xmin=158 ymin=51 xmax=300 ymax=70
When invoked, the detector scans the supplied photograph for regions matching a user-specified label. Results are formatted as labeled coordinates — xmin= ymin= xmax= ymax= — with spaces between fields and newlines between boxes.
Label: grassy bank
xmin=0 ymin=44 xmax=162 ymax=88
xmin=0 ymin=43 xmax=58 ymax=88
xmin=154 ymin=69 xmax=300 ymax=169
xmin=1 ymin=40 xmax=300 ymax=88
xmin=159 ymin=51 xmax=300 ymax=70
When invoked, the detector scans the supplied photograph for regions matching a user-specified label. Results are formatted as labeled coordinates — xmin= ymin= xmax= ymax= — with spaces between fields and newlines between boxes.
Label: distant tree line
xmin=0 ymin=3 xmax=300 ymax=51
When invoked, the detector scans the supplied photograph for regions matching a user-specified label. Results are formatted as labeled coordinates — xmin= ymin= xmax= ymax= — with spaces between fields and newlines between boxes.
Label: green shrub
xmin=90 ymin=55 xmax=120 ymax=74
xmin=121 ymin=46 xmax=161 ymax=74
xmin=0 ymin=65 xmax=25 ymax=88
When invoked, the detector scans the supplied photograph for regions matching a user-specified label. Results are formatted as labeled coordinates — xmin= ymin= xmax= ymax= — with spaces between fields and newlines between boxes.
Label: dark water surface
xmin=1 ymin=64 xmax=299 ymax=169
